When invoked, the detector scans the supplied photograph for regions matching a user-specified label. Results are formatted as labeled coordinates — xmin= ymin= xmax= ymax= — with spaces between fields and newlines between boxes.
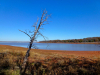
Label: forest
xmin=39 ymin=37 xmax=100 ymax=43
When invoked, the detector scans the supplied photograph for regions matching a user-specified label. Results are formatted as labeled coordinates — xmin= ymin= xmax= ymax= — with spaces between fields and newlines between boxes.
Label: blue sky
xmin=0 ymin=0 xmax=100 ymax=41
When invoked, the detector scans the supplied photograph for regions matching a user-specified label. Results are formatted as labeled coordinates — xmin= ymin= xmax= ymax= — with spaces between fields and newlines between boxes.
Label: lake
xmin=0 ymin=42 xmax=100 ymax=51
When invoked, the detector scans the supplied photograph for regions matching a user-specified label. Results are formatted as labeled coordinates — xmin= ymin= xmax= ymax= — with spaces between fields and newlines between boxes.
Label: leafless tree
xmin=19 ymin=10 xmax=50 ymax=75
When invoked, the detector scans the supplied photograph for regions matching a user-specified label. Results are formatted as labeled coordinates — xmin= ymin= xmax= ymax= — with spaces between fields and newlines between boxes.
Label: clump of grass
xmin=26 ymin=57 xmax=100 ymax=75
xmin=0 ymin=50 xmax=25 ymax=75
xmin=0 ymin=53 xmax=15 ymax=69
xmin=0 ymin=47 xmax=100 ymax=75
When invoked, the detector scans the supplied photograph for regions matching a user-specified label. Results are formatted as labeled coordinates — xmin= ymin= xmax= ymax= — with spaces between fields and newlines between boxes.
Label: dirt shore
xmin=0 ymin=45 xmax=100 ymax=60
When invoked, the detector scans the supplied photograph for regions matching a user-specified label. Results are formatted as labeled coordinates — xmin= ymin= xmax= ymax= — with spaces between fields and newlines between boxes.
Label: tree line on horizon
xmin=39 ymin=37 xmax=100 ymax=43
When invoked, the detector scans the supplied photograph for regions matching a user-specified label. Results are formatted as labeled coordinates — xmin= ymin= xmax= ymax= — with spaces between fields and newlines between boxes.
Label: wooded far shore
xmin=39 ymin=37 xmax=100 ymax=44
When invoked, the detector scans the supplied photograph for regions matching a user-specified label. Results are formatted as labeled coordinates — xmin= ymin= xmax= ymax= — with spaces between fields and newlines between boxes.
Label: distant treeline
xmin=39 ymin=37 xmax=100 ymax=43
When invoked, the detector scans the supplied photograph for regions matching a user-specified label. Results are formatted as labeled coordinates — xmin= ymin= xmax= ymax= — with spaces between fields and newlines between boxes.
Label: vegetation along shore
xmin=39 ymin=37 xmax=100 ymax=44
xmin=0 ymin=45 xmax=100 ymax=75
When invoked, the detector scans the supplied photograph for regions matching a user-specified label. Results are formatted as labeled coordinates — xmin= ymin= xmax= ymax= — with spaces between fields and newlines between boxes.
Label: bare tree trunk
xmin=23 ymin=42 xmax=32 ymax=65
xmin=20 ymin=40 xmax=33 ymax=75
xmin=19 ymin=10 xmax=50 ymax=75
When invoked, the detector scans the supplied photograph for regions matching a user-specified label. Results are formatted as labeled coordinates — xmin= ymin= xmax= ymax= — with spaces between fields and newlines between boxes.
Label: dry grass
xmin=0 ymin=45 xmax=100 ymax=75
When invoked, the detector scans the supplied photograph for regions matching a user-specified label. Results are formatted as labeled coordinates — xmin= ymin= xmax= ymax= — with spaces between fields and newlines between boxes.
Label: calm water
xmin=0 ymin=42 xmax=100 ymax=51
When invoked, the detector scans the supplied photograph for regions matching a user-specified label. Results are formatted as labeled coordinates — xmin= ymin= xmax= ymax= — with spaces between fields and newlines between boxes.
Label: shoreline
xmin=0 ymin=41 xmax=100 ymax=44
xmin=0 ymin=45 xmax=100 ymax=59
xmin=0 ymin=44 xmax=100 ymax=51
xmin=38 ymin=42 xmax=100 ymax=44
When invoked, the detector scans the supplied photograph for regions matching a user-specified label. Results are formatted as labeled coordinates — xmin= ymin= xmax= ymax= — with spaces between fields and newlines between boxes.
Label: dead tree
xmin=19 ymin=10 xmax=50 ymax=75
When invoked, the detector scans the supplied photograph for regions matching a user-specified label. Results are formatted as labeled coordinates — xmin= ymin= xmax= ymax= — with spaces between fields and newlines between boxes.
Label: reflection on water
xmin=0 ymin=42 xmax=100 ymax=51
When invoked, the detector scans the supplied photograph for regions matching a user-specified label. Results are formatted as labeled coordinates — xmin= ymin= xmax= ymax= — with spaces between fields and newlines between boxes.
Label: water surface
xmin=0 ymin=42 xmax=100 ymax=51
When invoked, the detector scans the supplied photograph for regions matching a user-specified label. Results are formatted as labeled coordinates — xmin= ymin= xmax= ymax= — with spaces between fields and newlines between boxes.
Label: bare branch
xmin=29 ymin=30 xmax=34 ymax=33
xmin=31 ymin=33 xmax=34 ymax=37
xmin=39 ymin=28 xmax=44 ymax=29
xmin=19 ymin=30 xmax=31 ymax=39
xmin=41 ymin=22 xmax=49 ymax=25
xmin=38 ymin=31 xmax=47 ymax=41
xmin=32 ymin=18 xmax=39 ymax=31
xmin=32 ymin=44 xmax=38 ymax=49
xmin=19 ymin=10 xmax=50 ymax=75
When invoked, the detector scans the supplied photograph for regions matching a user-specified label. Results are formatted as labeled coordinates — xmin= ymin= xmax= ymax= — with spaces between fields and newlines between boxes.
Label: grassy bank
xmin=0 ymin=45 xmax=100 ymax=75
